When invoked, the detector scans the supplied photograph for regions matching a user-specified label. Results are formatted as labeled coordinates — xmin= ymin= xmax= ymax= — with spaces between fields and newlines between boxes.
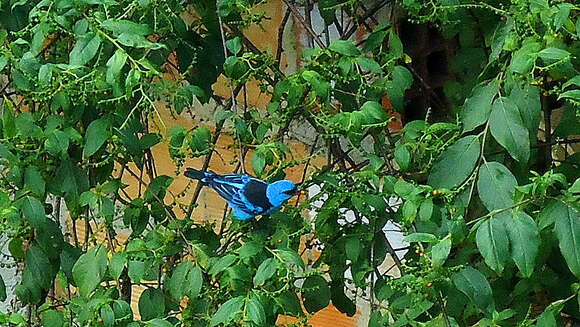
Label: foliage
xmin=0 ymin=0 xmax=579 ymax=326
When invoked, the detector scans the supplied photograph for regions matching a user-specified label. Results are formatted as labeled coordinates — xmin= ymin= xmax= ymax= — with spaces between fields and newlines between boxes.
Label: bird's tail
xmin=184 ymin=168 xmax=209 ymax=180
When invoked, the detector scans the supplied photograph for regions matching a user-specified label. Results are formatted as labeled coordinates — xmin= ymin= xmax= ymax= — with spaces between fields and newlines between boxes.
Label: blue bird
xmin=184 ymin=168 xmax=298 ymax=220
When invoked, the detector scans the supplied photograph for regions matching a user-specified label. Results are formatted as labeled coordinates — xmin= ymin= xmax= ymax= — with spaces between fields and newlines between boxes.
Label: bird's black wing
xmin=206 ymin=174 xmax=247 ymax=202
xmin=242 ymin=179 xmax=273 ymax=213
xmin=205 ymin=174 xmax=270 ymax=217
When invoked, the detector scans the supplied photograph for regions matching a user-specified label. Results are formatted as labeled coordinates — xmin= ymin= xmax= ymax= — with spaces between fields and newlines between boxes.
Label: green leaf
xmin=428 ymin=135 xmax=481 ymax=189
xmin=83 ymin=117 xmax=111 ymax=158
xmin=128 ymin=260 xmax=146 ymax=282
xmin=452 ymin=267 xmax=495 ymax=316
xmin=252 ymin=151 xmax=266 ymax=176
xmin=369 ymin=311 xmax=385 ymax=327
xmin=60 ymin=243 xmax=82 ymax=284
xmin=0 ymin=56 xmax=7 ymax=72
xmin=360 ymin=100 xmax=388 ymax=123
xmin=0 ymin=274 xmax=6 ymax=302
xmin=42 ymin=310 xmax=64 ymax=327
xmin=72 ymin=246 xmax=108 ymax=297
xmin=394 ymin=145 xmax=410 ymax=171
xmin=125 ymin=68 xmax=142 ymax=96
xmin=510 ymin=83 xmax=541 ymax=137
xmin=275 ymin=291 xmax=303 ymax=317
xmin=53 ymin=160 xmax=90 ymax=210
xmin=402 ymin=200 xmax=418 ymax=223
xmin=553 ymin=3 xmax=573 ymax=30
xmin=226 ymin=36 xmax=243 ymax=55
xmin=329 ymin=40 xmax=361 ymax=56
xmin=36 ymin=220 xmax=64 ymax=260
xmin=253 ymin=257 xmax=278 ymax=286
xmin=245 ymin=297 xmax=266 ymax=326
xmin=477 ymin=161 xmax=517 ymax=211
xmin=190 ymin=127 xmax=211 ymax=152
xmin=387 ymin=66 xmax=413 ymax=110
xmin=345 ymin=237 xmax=361 ymax=262
xmin=275 ymin=248 xmax=305 ymax=269
xmin=0 ymin=144 xmax=17 ymax=165
xmin=388 ymin=30 xmax=403 ymax=58
xmin=505 ymin=211 xmax=539 ymax=277
xmin=144 ymin=175 xmax=173 ymax=203
xmin=101 ymin=305 xmax=115 ymax=327
xmin=106 ymin=49 xmax=128 ymax=84
xmin=538 ymin=47 xmax=570 ymax=63
xmin=147 ymin=319 xmax=173 ymax=327
xmin=302 ymin=276 xmax=331 ymax=313
xmin=570 ymin=178 xmax=580 ymax=194
xmin=109 ymin=253 xmax=126 ymax=280
xmin=2 ymin=97 xmax=17 ymax=138
xmin=509 ymin=39 xmax=540 ymax=74
xmin=20 ymin=196 xmax=47 ymax=229
xmin=489 ymin=97 xmax=530 ymax=163
xmin=223 ymin=56 xmax=248 ymax=79
xmin=356 ymin=57 xmax=382 ymax=73
xmin=476 ymin=215 xmax=510 ymax=274
xmin=44 ymin=130 xmax=69 ymax=156
xmin=318 ymin=0 xmax=338 ymax=25
xmin=70 ymin=32 xmax=102 ymax=66
xmin=462 ymin=80 xmax=498 ymax=132
xmin=363 ymin=27 xmax=388 ymax=53
xmin=419 ymin=198 xmax=433 ymax=221
xmin=489 ymin=18 xmax=513 ymax=63
xmin=139 ymin=288 xmax=165 ymax=321
xmin=100 ymin=19 xmax=151 ymax=36
xmin=558 ymin=89 xmax=580 ymax=100
xmin=175 ymin=85 xmax=207 ymax=114
xmin=563 ymin=76 xmax=580 ymax=89
xmin=215 ymin=110 xmax=235 ymax=125
xmin=186 ymin=265 xmax=203 ymax=299
xmin=15 ymin=112 xmax=42 ymax=138
xmin=404 ymin=233 xmax=437 ymax=243
xmin=330 ymin=282 xmax=356 ymax=317
xmin=536 ymin=310 xmax=557 ymax=327
xmin=238 ymin=241 xmax=263 ymax=258
xmin=38 ymin=64 xmax=53 ymax=86
xmin=553 ymin=203 xmax=580 ymax=278
xmin=210 ymin=296 xmax=244 ymax=326
xmin=117 ymin=33 xmax=164 ymax=49
xmin=431 ymin=235 xmax=452 ymax=266
xmin=25 ymin=243 xmax=53 ymax=289
xmin=24 ymin=166 xmax=45 ymax=196
xmin=161 ymin=261 xmax=203 ymax=300
xmin=208 ymin=254 xmax=237 ymax=275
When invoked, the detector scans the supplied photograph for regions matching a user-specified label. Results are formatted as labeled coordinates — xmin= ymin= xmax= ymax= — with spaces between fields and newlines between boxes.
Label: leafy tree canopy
xmin=0 ymin=0 xmax=579 ymax=326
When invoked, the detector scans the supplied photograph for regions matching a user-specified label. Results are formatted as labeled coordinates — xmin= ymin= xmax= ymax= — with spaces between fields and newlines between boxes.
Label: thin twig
xmin=542 ymin=91 xmax=552 ymax=169
xmin=124 ymin=165 xmax=178 ymax=221
xmin=276 ymin=7 xmax=292 ymax=65
xmin=466 ymin=199 xmax=534 ymax=226
xmin=281 ymin=0 xmax=326 ymax=48
xmin=185 ymin=85 xmax=243 ymax=220
xmin=217 ymin=13 xmax=245 ymax=174
xmin=404 ymin=63 xmax=447 ymax=111
xmin=342 ymin=0 xmax=390 ymax=40
xmin=295 ymin=135 xmax=319 ymax=205
xmin=229 ymin=24 xmax=283 ymax=83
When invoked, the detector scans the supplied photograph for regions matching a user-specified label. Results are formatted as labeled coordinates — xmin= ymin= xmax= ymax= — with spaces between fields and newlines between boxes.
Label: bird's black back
xmin=243 ymin=179 xmax=272 ymax=211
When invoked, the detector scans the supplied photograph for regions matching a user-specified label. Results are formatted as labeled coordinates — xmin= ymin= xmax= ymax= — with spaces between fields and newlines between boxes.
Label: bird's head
xmin=266 ymin=180 xmax=298 ymax=207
